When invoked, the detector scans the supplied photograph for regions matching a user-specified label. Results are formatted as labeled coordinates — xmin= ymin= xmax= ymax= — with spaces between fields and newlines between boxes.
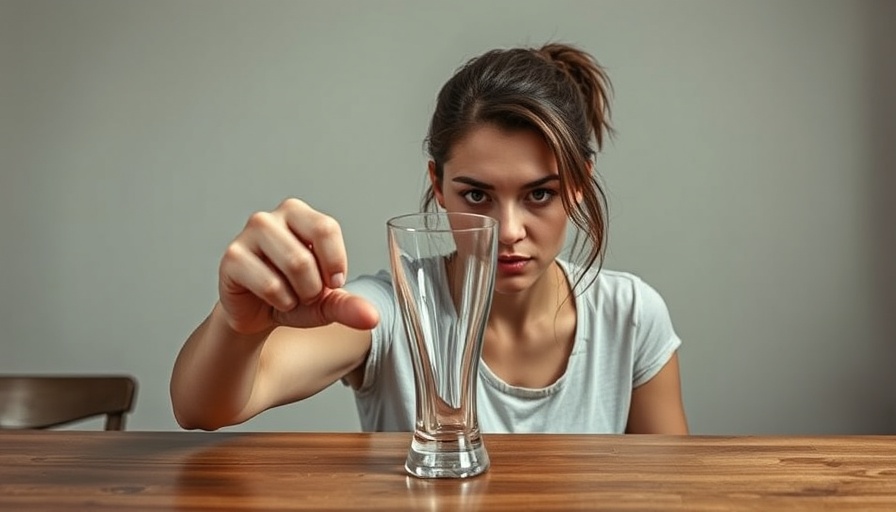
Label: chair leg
xmin=105 ymin=415 xmax=124 ymax=431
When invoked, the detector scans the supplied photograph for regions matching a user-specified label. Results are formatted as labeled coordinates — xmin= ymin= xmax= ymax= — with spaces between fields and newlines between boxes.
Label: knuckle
xmin=310 ymin=215 xmax=341 ymax=239
xmin=279 ymin=197 xmax=308 ymax=213
xmin=259 ymin=277 xmax=286 ymax=301
xmin=220 ymin=243 xmax=244 ymax=267
xmin=246 ymin=211 xmax=274 ymax=230
xmin=313 ymin=298 xmax=330 ymax=326
xmin=283 ymin=250 xmax=314 ymax=275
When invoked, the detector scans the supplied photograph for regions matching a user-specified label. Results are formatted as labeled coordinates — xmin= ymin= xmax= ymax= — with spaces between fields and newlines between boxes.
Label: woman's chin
xmin=493 ymin=277 xmax=533 ymax=296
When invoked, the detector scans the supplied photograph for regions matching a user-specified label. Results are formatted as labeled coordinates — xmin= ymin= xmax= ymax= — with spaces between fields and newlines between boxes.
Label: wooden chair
xmin=0 ymin=375 xmax=137 ymax=431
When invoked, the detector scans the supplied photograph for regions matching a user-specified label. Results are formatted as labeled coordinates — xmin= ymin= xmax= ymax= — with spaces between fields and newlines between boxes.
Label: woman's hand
xmin=217 ymin=198 xmax=379 ymax=336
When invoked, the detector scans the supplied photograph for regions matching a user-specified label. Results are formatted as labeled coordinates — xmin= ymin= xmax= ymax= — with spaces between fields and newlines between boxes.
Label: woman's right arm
xmin=169 ymin=199 xmax=379 ymax=430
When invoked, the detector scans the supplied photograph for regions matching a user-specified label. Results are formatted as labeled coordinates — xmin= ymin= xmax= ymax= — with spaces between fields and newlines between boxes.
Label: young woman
xmin=170 ymin=43 xmax=689 ymax=434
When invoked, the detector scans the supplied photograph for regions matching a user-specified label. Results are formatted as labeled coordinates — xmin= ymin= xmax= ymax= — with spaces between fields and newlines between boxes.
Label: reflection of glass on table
xmin=387 ymin=212 xmax=498 ymax=479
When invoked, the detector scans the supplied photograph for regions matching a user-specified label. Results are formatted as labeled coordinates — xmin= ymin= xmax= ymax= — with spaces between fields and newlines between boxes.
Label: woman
xmin=170 ymin=43 xmax=688 ymax=434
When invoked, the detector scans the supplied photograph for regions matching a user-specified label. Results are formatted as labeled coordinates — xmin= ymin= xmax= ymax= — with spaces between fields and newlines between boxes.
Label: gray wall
xmin=1 ymin=0 xmax=893 ymax=434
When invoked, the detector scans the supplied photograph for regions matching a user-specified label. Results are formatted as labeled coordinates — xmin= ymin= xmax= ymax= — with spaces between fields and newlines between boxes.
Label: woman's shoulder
xmin=558 ymin=259 xmax=646 ymax=296
xmin=558 ymin=260 xmax=672 ymax=322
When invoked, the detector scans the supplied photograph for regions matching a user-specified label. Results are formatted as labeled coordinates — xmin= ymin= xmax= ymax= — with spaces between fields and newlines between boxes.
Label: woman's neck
xmin=487 ymin=261 xmax=567 ymax=333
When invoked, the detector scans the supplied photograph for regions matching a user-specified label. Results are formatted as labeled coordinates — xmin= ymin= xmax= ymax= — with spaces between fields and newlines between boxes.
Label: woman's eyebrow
xmin=451 ymin=175 xmax=559 ymax=190
xmin=522 ymin=176 xmax=560 ymax=188
xmin=452 ymin=176 xmax=494 ymax=190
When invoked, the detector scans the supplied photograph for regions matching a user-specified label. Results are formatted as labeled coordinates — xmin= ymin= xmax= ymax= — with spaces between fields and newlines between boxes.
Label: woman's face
xmin=430 ymin=124 xmax=569 ymax=295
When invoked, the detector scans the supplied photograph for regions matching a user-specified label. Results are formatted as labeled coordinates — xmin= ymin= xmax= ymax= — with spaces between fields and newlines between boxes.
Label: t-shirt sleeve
xmin=342 ymin=270 xmax=394 ymax=393
xmin=631 ymin=277 xmax=682 ymax=388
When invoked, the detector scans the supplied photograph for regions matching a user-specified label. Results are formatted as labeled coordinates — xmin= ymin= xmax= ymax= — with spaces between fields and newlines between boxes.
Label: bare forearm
xmin=170 ymin=303 xmax=271 ymax=430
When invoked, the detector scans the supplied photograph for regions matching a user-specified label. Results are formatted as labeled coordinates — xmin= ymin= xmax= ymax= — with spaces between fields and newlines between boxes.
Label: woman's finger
xmin=220 ymin=241 xmax=298 ymax=313
xmin=244 ymin=210 xmax=326 ymax=305
xmin=279 ymin=199 xmax=349 ymax=290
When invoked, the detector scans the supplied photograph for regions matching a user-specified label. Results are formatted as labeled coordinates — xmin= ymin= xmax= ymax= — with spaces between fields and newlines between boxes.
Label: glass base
xmin=404 ymin=432 xmax=490 ymax=479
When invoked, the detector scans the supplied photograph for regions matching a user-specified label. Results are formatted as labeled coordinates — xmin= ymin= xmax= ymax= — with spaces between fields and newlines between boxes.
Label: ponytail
xmin=537 ymin=43 xmax=614 ymax=151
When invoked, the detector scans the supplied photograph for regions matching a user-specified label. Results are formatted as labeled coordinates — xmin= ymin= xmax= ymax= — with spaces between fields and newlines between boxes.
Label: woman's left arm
xmin=626 ymin=352 xmax=689 ymax=434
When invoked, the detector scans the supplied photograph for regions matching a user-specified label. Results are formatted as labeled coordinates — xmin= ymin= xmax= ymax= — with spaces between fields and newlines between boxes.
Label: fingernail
xmin=330 ymin=272 xmax=345 ymax=288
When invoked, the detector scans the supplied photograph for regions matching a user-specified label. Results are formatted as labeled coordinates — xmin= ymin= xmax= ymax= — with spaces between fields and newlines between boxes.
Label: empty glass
xmin=387 ymin=212 xmax=498 ymax=479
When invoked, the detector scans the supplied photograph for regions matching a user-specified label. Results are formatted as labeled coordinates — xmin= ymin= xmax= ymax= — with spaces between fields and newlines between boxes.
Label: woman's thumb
xmin=316 ymin=288 xmax=380 ymax=330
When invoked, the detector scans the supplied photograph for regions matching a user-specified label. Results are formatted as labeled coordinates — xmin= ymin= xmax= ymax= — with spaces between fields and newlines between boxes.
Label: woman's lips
xmin=497 ymin=256 xmax=530 ymax=273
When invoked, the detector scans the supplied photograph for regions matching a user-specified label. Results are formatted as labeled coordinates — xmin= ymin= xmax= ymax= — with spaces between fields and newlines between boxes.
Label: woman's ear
xmin=575 ymin=160 xmax=594 ymax=203
xmin=428 ymin=160 xmax=446 ymax=208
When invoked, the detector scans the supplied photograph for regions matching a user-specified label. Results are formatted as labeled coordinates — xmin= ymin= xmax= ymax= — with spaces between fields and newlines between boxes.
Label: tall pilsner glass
xmin=387 ymin=212 xmax=497 ymax=479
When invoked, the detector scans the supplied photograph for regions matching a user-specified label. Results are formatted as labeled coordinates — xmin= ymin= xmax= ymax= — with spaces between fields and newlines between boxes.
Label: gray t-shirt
xmin=343 ymin=260 xmax=681 ymax=433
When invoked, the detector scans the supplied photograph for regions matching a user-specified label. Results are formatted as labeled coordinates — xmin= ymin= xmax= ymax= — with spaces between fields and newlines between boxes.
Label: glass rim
xmin=386 ymin=212 xmax=497 ymax=233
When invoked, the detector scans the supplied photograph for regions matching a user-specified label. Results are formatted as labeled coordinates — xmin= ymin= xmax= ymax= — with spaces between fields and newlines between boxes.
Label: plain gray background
xmin=1 ymin=0 xmax=894 ymax=434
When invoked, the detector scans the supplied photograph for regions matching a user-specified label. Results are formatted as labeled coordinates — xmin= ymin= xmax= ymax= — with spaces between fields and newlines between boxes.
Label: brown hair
xmin=422 ymin=42 xmax=614 ymax=289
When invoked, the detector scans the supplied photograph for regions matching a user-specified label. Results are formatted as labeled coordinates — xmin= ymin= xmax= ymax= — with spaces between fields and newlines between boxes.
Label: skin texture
xmin=170 ymin=124 xmax=688 ymax=434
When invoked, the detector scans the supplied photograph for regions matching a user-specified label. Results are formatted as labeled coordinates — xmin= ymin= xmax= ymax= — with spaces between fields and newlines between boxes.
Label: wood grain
xmin=1 ymin=432 xmax=894 ymax=510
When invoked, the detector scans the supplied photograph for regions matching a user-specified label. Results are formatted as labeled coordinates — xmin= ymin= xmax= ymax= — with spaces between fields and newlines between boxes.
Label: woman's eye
xmin=462 ymin=190 xmax=488 ymax=204
xmin=529 ymin=188 xmax=556 ymax=204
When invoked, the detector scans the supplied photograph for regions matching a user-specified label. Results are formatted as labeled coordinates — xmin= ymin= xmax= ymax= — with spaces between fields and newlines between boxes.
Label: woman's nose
xmin=496 ymin=206 xmax=526 ymax=246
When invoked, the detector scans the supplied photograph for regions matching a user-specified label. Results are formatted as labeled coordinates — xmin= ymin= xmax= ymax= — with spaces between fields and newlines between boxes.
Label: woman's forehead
xmin=444 ymin=125 xmax=559 ymax=182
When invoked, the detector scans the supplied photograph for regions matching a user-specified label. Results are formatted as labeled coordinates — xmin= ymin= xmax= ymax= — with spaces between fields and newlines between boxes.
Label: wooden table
xmin=1 ymin=432 xmax=895 ymax=510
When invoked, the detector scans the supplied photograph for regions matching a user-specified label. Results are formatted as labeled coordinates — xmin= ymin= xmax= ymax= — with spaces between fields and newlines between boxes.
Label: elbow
xmin=172 ymin=405 xmax=230 ymax=431
xmin=170 ymin=377 xmax=229 ymax=431
xmin=170 ymin=390 xmax=231 ymax=431
xmin=173 ymin=411 xmax=212 ymax=431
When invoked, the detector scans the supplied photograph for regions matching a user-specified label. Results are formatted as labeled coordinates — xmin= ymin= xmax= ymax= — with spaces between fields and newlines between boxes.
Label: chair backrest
xmin=0 ymin=375 xmax=137 ymax=431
